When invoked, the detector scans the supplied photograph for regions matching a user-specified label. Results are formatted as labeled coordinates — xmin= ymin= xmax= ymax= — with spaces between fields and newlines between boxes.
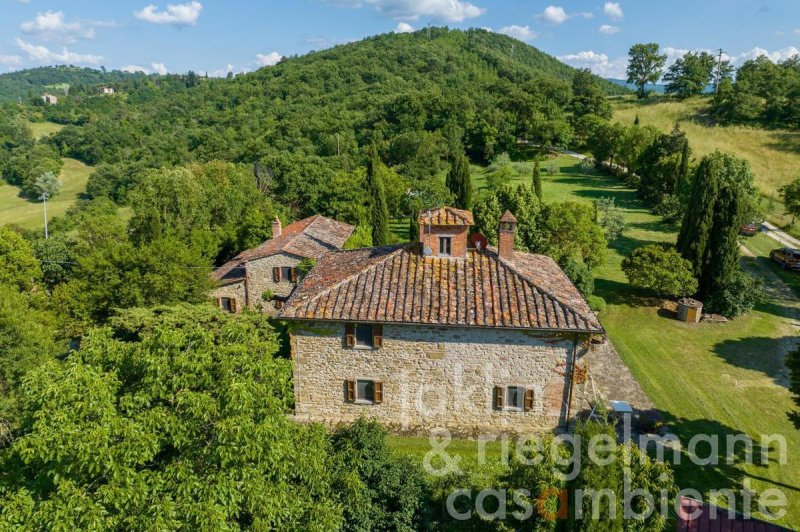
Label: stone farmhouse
xmin=210 ymin=215 xmax=354 ymax=314
xmin=41 ymin=93 xmax=58 ymax=105
xmin=280 ymin=207 xmax=603 ymax=436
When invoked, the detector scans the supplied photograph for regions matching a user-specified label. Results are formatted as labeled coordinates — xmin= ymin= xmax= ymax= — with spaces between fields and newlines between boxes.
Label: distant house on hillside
xmin=41 ymin=93 xmax=58 ymax=105
xmin=98 ymin=86 xmax=115 ymax=94
xmin=281 ymin=207 xmax=603 ymax=435
xmin=210 ymin=215 xmax=354 ymax=314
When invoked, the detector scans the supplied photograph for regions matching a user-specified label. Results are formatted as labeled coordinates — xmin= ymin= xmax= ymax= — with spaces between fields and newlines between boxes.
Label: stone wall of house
xmin=246 ymin=252 xmax=303 ymax=302
xmin=210 ymin=281 xmax=246 ymax=311
xmin=291 ymin=322 xmax=589 ymax=437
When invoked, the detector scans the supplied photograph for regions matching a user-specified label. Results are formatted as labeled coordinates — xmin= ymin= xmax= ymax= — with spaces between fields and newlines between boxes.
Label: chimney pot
xmin=498 ymin=210 xmax=517 ymax=260
xmin=272 ymin=216 xmax=282 ymax=238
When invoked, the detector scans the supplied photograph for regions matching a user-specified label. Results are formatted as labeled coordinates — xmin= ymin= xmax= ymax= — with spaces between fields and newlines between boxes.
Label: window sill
xmin=354 ymin=399 xmax=376 ymax=405
xmin=502 ymin=406 xmax=523 ymax=413
xmin=352 ymin=345 xmax=374 ymax=351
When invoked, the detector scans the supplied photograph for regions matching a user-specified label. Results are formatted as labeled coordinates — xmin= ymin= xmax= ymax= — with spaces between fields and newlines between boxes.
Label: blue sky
xmin=1 ymin=1 xmax=799 ymax=78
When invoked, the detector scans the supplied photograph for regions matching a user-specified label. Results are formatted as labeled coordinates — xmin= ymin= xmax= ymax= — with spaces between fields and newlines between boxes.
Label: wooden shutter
xmin=373 ymin=381 xmax=383 ymax=404
xmin=346 ymin=379 xmax=356 ymax=402
xmin=272 ymin=267 xmax=281 ymax=282
xmin=494 ymin=386 xmax=504 ymax=410
xmin=230 ymin=298 xmax=238 ymax=313
xmin=372 ymin=324 xmax=383 ymax=348
xmin=290 ymin=268 xmax=298 ymax=282
xmin=345 ymin=323 xmax=355 ymax=348
xmin=524 ymin=389 xmax=534 ymax=412
xmin=215 ymin=297 xmax=222 ymax=309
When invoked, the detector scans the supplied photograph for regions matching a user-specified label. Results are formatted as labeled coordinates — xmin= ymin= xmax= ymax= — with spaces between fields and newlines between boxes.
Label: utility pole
xmin=427 ymin=23 xmax=431 ymax=39
xmin=41 ymin=192 xmax=49 ymax=239
xmin=714 ymin=48 xmax=725 ymax=94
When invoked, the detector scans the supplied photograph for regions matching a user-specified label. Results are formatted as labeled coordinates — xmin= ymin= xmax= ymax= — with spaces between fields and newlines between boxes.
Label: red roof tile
xmin=211 ymin=215 xmax=354 ymax=284
xmin=281 ymin=244 xmax=602 ymax=332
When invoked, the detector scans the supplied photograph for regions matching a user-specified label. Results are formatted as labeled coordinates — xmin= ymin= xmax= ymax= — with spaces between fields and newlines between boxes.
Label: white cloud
xmin=733 ymin=46 xmax=800 ymax=64
xmin=134 ymin=1 xmax=202 ymax=26
xmin=327 ymin=0 xmax=486 ymax=22
xmin=794 ymin=29 xmax=800 ymax=35
xmin=537 ymin=5 xmax=592 ymax=24
xmin=604 ymin=2 xmax=624 ymax=20
xmin=15 ymin=38 xmax=103 ymax=65
xmin=19 ymin=11 xmax=114 ymax=44
xmin=499 ymin=25 xmax=537 ymax=42
xmin=599 ymin=24 xmax=619 ymax=35
xmin=557 ymin=50 xmax=628 ymax=79
xmin=255 ymin=51 xmax=282 ymax=66
xmin=150 ymin=62 xmax=168 ymax=74
xmin=121 ymin=64 xmax=149 ymax=73
xmin=395 ymin=22 xmax=414 ymax=33
xmin=541 ymin=5 xmax=567 ymax=24
xmin=0 ymin=55 xmax=22 ymax=66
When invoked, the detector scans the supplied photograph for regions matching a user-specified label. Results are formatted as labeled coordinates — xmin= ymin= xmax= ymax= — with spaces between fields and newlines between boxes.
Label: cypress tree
xmin=366 ymin=145 xmax=390 ymax=246
xmin=677 ymin=154 xmax=720 ymax=281
xmin=676 ymin=139 xmax=691 ymax=195
xmin=532 ymin=159 xmax=543 ymax=201
xmin=677 ymin=151 xmax=752 ymax=299
xmin=456 ymin=155 xmax=472 ymax=210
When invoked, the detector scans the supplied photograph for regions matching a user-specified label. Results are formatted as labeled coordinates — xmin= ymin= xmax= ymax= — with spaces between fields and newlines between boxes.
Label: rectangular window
xmin=219 ymin=297 xmax=234 ymax=313
xmin=357 ymin=379 xmax=374 ymax=403
xmin=280 ymin=266 xmax=293 ymax=281
xmin=355 ymin=324 xmax=373 ymax=348
xmin=346 ymin=379 xmax=383 ymax=405
xmin=439 ymin=236 xmax=452 ymax=256
xmin=495 ymin=385 xmax=531 ymax=412
xmin=506 ymin=386 xmax=523 ymax=410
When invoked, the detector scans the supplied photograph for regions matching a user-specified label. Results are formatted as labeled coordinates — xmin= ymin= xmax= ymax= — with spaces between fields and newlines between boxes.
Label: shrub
xmin=332 ymin=419 xmax=429 ymax=531
xmin=705 ymin=268 xmax=763 ymax=317
xmin=653 ymin=193 xmax=685 ymax=223
xmin=595 ymin=197 xmax=626 ymax=240
xmin=587 ymin=295 xmax=607 ymax=313
xmin=621 ymin=243 xmax=698 ymax=298
xmin=561 ymin=257 xmax=594 ymax=298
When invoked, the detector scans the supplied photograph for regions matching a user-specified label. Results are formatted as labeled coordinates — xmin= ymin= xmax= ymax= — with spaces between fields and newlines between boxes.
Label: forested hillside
xmin=12 ymin=28 xmax=624 ymax=212
xmin=0 ymin=65 xmax=147 ymax=103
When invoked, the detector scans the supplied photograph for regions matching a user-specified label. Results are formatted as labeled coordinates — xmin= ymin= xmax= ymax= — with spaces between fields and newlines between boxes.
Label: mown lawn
xmin=612 ymin=95 xmax=800 ymax=235
xmin=0 ymin=158 xmax=92 ymax=230
xmin=390 ymin=156 xmax=800 ymax=526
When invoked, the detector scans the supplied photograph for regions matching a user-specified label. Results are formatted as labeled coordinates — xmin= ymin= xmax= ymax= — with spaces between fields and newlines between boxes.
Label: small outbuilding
xmin=677 ymin=298 xmax=703 ymax=323
xmin=41 ymin=93 xmax=58 ymax=105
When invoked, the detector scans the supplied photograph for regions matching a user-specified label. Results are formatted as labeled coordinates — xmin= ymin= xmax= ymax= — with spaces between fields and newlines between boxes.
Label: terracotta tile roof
xmin=418 ymin=207 xmax=474 ymax=226
xmin=281 ymin=244 xmax=602 ymax=333
xmin=211 ymin=215 xmax=354 ymax=284
xmin=500 ymin=210 xmax=517 ymax=223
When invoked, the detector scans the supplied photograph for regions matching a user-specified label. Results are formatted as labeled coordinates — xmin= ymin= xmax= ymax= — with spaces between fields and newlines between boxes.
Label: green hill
xmin=0 ymin=66 xmax=148 ymax=103
xmin=612 ymin=95 xmax=800 ymax=230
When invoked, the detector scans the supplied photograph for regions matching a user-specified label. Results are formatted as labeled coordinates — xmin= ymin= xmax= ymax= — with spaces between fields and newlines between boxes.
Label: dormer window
xmin=438 ymin=237 xmax=452 ymax=257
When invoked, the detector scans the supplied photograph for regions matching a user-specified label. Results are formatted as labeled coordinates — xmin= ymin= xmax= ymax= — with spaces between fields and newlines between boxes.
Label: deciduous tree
xmin=626 ymin=43 xmax=667 ymax=98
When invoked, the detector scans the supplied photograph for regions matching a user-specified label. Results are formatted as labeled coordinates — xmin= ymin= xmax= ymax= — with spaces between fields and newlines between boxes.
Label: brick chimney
xmin=498 ymin=210 xmax=517 ymax=260
xmin=272 ymin=216 xmax=282 ymax=238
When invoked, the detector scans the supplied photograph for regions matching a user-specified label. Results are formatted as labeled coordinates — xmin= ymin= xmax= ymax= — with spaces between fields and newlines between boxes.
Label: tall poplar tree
xmin=366 ymin=145 xmax=390 ymax=246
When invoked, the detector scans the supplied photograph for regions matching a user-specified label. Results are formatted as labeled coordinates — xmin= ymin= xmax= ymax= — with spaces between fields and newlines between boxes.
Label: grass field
xmin=0 ymin=158 xmax=92 ymax=229
xmin=612 ymin=95 xmax=800 ymax=233
xmin=26 ymin=120 xmax=63 ymax=139
xmin=390 ymin=156 xmax=800 ymax=526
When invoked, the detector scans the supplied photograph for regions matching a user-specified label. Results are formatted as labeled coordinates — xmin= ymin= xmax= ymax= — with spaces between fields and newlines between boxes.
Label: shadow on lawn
xmin=656 ymin=411 xmax=794 ymax=516
xmin=712 ymin=335 xmax=795 ymax=389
